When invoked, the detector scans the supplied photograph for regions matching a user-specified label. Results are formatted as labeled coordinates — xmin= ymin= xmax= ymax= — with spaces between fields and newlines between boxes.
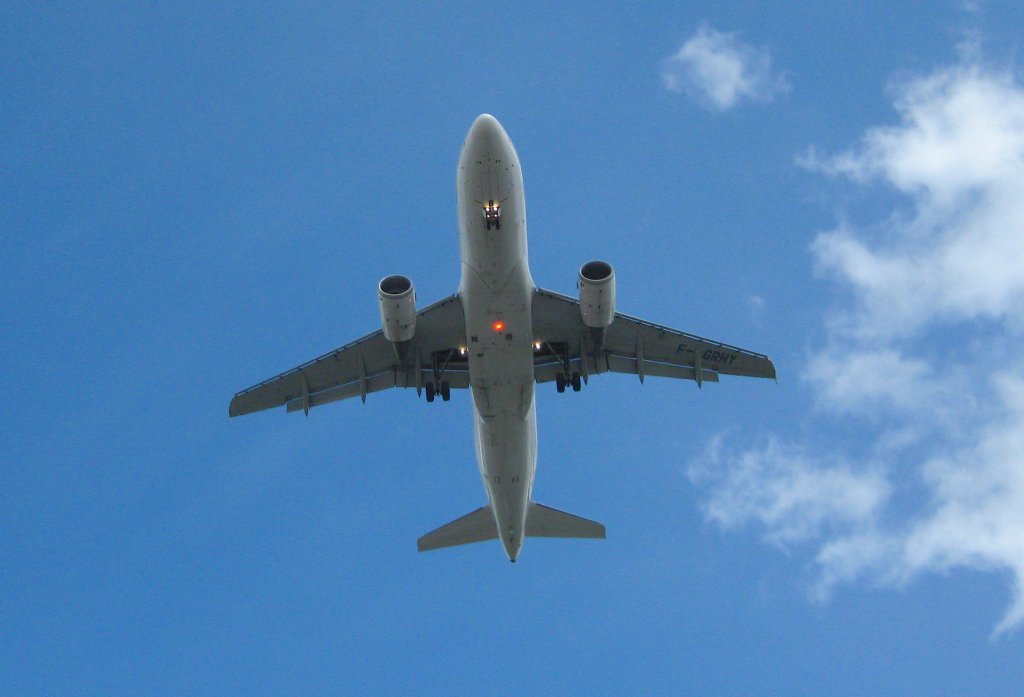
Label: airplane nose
xmin=468 ymin=113 xmax=506 ymax=141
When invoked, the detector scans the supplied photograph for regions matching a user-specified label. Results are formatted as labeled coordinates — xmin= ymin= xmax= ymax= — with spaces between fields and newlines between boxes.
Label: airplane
xmin=229 ymin=114 xmax=776 ymax=562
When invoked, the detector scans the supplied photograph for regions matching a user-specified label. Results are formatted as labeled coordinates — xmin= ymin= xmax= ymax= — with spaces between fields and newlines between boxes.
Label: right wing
xmin=229 ymin=294 xmax=467 ymax=417
xmin=531 ymin=288 xmax=775 ymax=386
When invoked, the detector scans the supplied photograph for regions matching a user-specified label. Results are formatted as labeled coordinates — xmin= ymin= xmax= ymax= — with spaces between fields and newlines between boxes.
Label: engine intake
xmin=378 ymin=275 xmax=417 ymax=342
xmin=577 ymin=260 xmax=616 ymax=328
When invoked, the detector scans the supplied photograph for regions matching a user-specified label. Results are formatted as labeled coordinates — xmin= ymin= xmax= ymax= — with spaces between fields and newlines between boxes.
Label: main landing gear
xmin=424 ymin=381 xmax=451 ymax=403
xmin=555 ymin=372 xmax=582 ymax=394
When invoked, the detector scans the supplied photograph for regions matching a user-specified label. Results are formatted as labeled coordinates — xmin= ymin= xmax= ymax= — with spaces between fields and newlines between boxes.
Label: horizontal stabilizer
xmin=417 ymin=506 xmax=497 ymax=552
xmin=525 ymin=502 xmax=605 ymax=539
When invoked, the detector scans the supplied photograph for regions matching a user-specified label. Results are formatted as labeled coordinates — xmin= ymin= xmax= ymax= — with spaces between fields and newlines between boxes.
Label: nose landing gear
xmin=479 ymin=198 xmax=505 ymax=230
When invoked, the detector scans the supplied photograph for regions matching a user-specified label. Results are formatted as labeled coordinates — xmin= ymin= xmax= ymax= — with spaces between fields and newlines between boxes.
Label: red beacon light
xmin=492 ymin=321 xmax=505 ymax=332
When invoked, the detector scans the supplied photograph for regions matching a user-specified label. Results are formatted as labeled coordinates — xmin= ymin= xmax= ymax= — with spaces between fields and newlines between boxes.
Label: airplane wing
xmin=531 ymin=288 xmax=775 ymax=387
xmin=229 ymin=294 xmax=467 ymax=416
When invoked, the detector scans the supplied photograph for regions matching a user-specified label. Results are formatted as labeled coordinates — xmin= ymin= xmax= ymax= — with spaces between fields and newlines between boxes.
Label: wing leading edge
xmin=230 ymin=294 xmax=468 ymax=416
xmin=531 ymin=288 xmax=775 ymax=387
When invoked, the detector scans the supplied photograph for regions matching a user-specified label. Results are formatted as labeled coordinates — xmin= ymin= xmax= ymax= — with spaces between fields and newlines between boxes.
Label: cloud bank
xmin=663 ymin=24 xmax=789 ymax=111
xmin=691 ymin=56 xmax=1024 ymax=635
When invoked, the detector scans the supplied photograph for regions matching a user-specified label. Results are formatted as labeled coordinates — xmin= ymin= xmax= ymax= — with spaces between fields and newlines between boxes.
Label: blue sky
xmin=4 ymin=2 xmax=1024 ymax=695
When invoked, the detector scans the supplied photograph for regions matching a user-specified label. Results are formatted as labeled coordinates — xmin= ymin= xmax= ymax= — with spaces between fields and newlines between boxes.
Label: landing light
xmin=533 ymin=341 xmax=542 ymax=351
xmin=459 ymin=347 xmax=467 ymax=356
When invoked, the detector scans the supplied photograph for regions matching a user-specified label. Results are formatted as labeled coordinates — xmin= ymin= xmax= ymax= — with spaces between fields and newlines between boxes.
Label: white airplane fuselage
xmin=456 ymin=114 xmax=535 ymax=561
xmin=230 ymin=114 xmax=774 ymax=560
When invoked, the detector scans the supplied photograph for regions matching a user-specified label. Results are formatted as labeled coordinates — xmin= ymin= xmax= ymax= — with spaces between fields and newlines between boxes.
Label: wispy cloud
xmin=746 ymin=294 xmax=766 ymax=327
xmin=691 ymin=53 xmax=1024 ymax=636
xmin=805 ymin=65 xmax=1024 ymax=338
xmin=690 ymin=437 xmax=890 ymax=548
xmin=662 ymin=24 xmax=789 ymax=111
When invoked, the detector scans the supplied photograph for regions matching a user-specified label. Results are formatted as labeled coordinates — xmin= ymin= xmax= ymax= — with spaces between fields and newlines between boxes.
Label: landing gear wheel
xmin=556 ymin=373 xmax=566 ymax=393
xmin=425 ymin=382 xmax=435 ymax=403
xmin=571 ymin=372 xmax=582 ymax=392
xmin=441 ymin=381 xmax=451 ymax=402
xmin=495 ymin=219 xmax=500 ymax=230
xmin=485 ymin=220 xmax=491 ymax=230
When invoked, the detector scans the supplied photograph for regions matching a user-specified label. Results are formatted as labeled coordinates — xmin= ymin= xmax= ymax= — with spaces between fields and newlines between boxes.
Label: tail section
xmin=525 ymin=502 xmax=605 ymax=539
xmin=417 ymin=506 xmax=497 ymax=552
xmin=417 ymin=502 xmax=605 ymax=555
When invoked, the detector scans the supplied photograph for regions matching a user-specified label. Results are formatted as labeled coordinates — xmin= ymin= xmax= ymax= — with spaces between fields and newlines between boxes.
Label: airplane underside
xmin=229 ymin=114 xmax=776 ymax=561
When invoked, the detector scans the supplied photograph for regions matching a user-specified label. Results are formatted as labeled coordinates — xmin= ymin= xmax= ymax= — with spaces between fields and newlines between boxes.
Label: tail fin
xmin=417 ymin=506 xmax=497 ymax=552
xmin=526 ymin=502 xmax=605 ymax=539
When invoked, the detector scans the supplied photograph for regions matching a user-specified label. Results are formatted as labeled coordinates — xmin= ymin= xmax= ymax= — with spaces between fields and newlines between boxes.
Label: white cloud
xmin=663 ymin=24 xmax=789 ymax=111
xmin=689 ymin=437 xmax=890 ymax=547
xmin=808 ymin=372 xmax=1024 ymax=635
xmin=804 ymin=348 xmax=938 ymax=414
xmin=805 ymin=64 xmax=1024 ymax=338
xmin=691 ymin=54 xmax=1024 ymax=636
xmin=902 ymin=372 xmax=1024 ymax=634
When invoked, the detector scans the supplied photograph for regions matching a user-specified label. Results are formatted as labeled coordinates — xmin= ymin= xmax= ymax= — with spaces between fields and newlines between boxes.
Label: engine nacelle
xmin=577 ymin=260 xmax=616 ymax=328
xmin=378 ymin=275 xmax=417 ymax=343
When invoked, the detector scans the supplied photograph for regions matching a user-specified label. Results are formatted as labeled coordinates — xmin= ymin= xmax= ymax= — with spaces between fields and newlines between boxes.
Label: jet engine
xmin=577 ymin=260 xmax=616 ymax=328
xmin=378 ymin=274 xmax=417 ymax=343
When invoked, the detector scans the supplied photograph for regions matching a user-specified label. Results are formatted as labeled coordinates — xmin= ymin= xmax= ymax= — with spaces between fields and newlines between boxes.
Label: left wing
xmin=531 ymin=288 xmax=775 ymax=387
xmin=230 ymin=294 xmax=467 ymax=416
